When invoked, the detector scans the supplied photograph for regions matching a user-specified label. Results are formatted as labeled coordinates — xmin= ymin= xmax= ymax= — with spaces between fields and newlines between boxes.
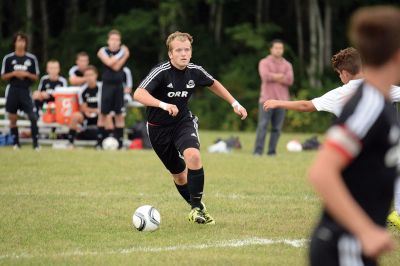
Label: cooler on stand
xmin=53 ymin=87 xmax=81 ymax=125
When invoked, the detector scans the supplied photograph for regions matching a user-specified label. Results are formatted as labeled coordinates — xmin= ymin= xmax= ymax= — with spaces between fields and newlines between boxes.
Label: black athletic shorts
xmin=310 ymin=221 xmax=376 ymax=266
xmin=83 ymin=114 xmax=98 ymax=127
xmin=147 ymin=113 xmax=200 ymax=174
xmin=100 ymin=81 xmax=124 ymax=115
xmin=5 ymin=86 xmax=34 ymax=114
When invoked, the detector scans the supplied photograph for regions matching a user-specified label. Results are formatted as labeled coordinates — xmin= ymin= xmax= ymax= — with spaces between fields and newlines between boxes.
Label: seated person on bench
xmin=67 ymin=65 xmax=101 ymax=147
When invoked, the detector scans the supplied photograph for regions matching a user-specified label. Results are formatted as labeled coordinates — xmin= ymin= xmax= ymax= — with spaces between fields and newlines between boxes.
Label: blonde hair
xmin=108 ymin=29 xmax=121 ymax=38
xmin=166 ymin=31 xmax=193 ymax=51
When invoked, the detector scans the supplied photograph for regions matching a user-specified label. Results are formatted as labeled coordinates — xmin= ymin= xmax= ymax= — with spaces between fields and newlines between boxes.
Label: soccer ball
xmin=102 ymin=137 xmax=119 ymax=150
xmin=286 ymin=140 xmax=303 ymax=152
xmin=132 ymin=205 xmax=161 ymax=232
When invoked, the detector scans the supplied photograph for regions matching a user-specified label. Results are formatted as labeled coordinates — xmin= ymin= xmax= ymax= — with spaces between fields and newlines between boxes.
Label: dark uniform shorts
xmin=100 ymin=82 xmax=124 ymax=115
xmin=310 ymin=221 xmax=376 ymax=266
xmin=147 ymin=114 xmax=200 ymax=174
xmin=6 ymin=86 xmax=34 ymax=114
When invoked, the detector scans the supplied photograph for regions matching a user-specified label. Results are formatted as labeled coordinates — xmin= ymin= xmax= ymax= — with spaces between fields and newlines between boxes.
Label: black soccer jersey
xmin=79 ymin=82 xmax=100 ymax=109
xmin=1 ymin=52 xmax=39 ymax=88
xmin=68 ymin=65 xmax=84 ymax=77
xmin=138 ymin=61 xmax=214 ymax=126
xmin=38 ymin=75 xmax=67 ymax=95
xmin=322 ymin=83 xmax=399 ymax=229
xmin=99 ymin=47 xmax=125 ymax=82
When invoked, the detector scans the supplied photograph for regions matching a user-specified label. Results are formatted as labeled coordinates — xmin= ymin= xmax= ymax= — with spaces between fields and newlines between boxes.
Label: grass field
xmin=0 ymin=131 xmax=399 ymax=265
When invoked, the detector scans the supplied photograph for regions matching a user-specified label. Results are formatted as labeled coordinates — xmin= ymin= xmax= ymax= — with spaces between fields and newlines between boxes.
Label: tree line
xmin=1 ymin=0 xmax=399 ymax=131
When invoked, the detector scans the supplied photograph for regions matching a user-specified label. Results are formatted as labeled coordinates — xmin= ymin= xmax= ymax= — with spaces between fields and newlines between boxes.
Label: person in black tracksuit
xmin=134 ymin=31 xmax=247 ymax=225
xmin=308 ymin=6 xmax=400 ymax=266
xmin=97 ymin=29 xmax=130 ymax=149
xmin=1 ymin=32 xmax=40 ymax=150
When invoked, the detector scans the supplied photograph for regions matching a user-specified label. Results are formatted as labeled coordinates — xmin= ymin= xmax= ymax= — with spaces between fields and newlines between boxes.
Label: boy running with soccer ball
xmin=134 ymin=31 xmax=247 ymax=224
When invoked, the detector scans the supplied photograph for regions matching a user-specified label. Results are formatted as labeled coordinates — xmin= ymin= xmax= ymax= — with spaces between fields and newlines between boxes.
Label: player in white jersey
xmin=264 ymin=47 xmax=400 ymax=230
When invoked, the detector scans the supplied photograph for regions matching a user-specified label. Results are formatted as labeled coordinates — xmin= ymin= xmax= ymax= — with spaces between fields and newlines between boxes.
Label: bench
xmin=0 ymin=95 xmax=144 ymax=146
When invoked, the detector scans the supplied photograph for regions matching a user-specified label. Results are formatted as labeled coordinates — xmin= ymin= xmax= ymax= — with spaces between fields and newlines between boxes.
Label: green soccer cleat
xmin=188 ymin=207 xmax=206 ymax=224
xmin=200 ymin=202 xmax=216 ymax=225
xmin=388 ymin=210 xmax=400 ymax=230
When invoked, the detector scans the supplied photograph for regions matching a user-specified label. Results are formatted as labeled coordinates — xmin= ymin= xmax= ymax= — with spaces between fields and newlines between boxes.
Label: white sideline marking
xmin=0 ymin=237 xmax=307 ymax=260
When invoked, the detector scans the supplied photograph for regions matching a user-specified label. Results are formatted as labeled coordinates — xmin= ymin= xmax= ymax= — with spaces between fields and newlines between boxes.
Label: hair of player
xmin=84 ymin=65 xmax=98 ymax=75
xmin=108 ymin=29 xmax=121 ymax=38
xmin=349 ymin=5 xmax=400 ymax=66
xmin=166 ymin=31 xmax=193 ymax=51
xmin=13 ymin=32 xmax=28 ymax=50
xmin=270 ymin=39 xmax=284 ymax=48
xmin=331 ymin=47 xmax=361 ymax=75
xmin=47 ymin=59 xmax=60 ymax=65
xmin=76 ymin=51 xmax=89 ymax=60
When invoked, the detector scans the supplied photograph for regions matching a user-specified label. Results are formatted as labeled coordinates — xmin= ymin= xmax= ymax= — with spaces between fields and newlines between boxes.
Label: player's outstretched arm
xmin=208 ymin=80 xmax=247 ymax=120
xmin=263 ymin=99 xmax=317 ymax=112
xmin=133 ymin=88 xmax=179 ymax=117
xmin=309 ymin=144 xmax=395 ymax=258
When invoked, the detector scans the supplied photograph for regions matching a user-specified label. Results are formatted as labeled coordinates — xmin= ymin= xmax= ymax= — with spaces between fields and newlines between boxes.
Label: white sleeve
xmin=68 ymin=66 xmax=78 ymax=77
xmin=123 ymin=67 xmax=133 ymax=89
xmin=114 ymin=48 xmax=125 ymax=59
xmin=61 ymin=77 xmax=68 ymax=87
xmin=390 ymin=85 xmax=400 ymax=102
xmin=311 ymin=88 xmax=341 ymax=116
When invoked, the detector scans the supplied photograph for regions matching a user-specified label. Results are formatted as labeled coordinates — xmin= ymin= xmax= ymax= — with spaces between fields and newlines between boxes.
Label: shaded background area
xmin=0 ymin=0 xmax=399 ymax=131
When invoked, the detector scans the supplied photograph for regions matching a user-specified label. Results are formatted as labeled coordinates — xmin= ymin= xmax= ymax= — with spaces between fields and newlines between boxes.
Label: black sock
xmin=97 ymin=127 xmax=105 ymax=146
xmin=106 ymin=129 xmax=113 ymax=138
xmin=10 ymin=127 xmax=19 ymax=146
xmin=115 ymin=127 xmax=124 ymax=148
xmin=187 ymin=168 xmax=205 ymax=209
xmin=28 ymin=113 xmax=39 ymax=147
xmin=68 ymin=129 xmax=76 ymax=144
xmin=174 ymin=182 xmax=191 ymax=204
xmin=34 ymin=100 xmax=42 ymax=117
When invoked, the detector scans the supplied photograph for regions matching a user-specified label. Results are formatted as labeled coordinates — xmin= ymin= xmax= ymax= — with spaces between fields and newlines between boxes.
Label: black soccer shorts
xmin=5 ymin=86 xmax=35 ymax=114
xmin=310 ymin=222 xmax=376 ymax=266
xmin=147 ymin=114 xmax=200 ymax=174
xmin=100 ymin=82 xmax=124 ymax=115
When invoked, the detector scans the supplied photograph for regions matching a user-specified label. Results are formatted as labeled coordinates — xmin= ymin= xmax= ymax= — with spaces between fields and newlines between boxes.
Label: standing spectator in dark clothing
xmin=97 ymin=29 xmax=130 ymax=149
xmin=1 ymin=32 xmax=40 ymax=150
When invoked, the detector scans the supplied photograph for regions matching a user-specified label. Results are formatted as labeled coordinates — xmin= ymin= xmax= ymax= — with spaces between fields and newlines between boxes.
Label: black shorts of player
xmin=6 ymin=86 xmax=35 ymax=114
xmin=100 ymin=81 xmax=124 ymax=115
xmin=309 ymin=221 xmax=376 ymax=266
xmin=83 ymin=114 xmax=98 ymax=127
xmin=77 ymin=115 xmax=98 ymax=140
xmin=147 ymin=114 xmax=200 ymax=174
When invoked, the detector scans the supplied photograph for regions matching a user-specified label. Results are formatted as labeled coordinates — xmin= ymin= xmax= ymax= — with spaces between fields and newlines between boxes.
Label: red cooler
xmin=53 ymin=87 xmax=80 ymax=125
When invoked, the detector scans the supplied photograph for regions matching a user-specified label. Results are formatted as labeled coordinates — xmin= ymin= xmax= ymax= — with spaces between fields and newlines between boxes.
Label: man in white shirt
xmin=263 ymin=47 xmax=400 ymax=230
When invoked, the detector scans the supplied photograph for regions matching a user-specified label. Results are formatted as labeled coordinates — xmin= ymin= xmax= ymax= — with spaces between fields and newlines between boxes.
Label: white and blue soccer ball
xmin=102 ymin=137 xmax=119 ymax=150
xmin=132 ymin=205 xmax=161 ymax=232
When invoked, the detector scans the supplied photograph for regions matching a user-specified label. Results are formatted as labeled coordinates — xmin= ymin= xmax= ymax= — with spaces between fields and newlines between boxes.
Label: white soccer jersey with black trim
xmin=311 ymin=79 xmax=400 ymax=117
xmin=138 ymin=61 xmax=214 ymax=126
xmin=322 ymin=82 xmax=399 ymax=227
